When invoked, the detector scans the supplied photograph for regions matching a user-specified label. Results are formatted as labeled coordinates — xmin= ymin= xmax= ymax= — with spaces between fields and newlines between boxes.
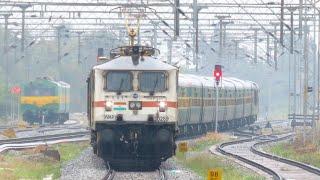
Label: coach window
xmin=105 ymin=71 xmax=132 ymax=92
xmin=179 ymin=87 xmax=183 ymax=97
xmin=254 ymin=90 xmax=258 ymax=105
xmin=181 ymin=88 xmax=186 ymax=97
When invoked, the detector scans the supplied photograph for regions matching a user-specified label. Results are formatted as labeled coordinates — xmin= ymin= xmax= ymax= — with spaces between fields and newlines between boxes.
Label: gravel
xmin=60 ymin=147 xmax=201 ymax=180
xmin=161 ymin=158 xmax=201 ymax=180
xmin=60 ymin=148 xmax=107 ymax=180
xmin=113 ymin=171 xmax=160 ymax=180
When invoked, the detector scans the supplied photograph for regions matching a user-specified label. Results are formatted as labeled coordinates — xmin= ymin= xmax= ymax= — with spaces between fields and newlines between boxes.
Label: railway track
xmin=215 ymin=133 xmax=320 ymax=180
xmin=0 ymin=131 xmax=89 ymax=153
xmin=102 ymin=162 xmax=116 ymax=180
xmin=0 ymin=119 xmax=83 ymax=133
xmin=103 ymin=166 xmax=167 ymax=180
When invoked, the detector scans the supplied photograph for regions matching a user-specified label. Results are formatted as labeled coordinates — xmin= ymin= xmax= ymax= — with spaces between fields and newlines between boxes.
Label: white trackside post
xmin=215 ymin=81 xmax=219 ymax=133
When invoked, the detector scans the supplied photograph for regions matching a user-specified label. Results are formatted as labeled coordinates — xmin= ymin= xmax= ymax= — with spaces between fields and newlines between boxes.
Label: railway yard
xmin=2 ymin=0 xmax=320 ymax=179
xmin=1 ymin=117 xmax=319 ymax=179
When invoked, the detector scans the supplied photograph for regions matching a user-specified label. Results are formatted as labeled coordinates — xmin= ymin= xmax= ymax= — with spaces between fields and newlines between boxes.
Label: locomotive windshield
xmin=23 ymin=85 xmax=55 ymax=96
xmin=106 ymin=71 xmax=132 ymax=92
xmin=139 ymin=72 xmax=166 ymax=93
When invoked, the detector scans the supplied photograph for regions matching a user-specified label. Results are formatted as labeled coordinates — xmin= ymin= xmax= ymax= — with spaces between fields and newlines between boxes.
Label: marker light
xmin=106 ymin=101 xmax=113 ymax=111
xmin=129 ymin=101 xmax=142 ymax=110
xmin=136 ymin=102 xmax=142 ymax=109
xmin=129 ymin=102 xmax=136 ymax=109
xmin=159 ymin=101 xmax=167 ymax=112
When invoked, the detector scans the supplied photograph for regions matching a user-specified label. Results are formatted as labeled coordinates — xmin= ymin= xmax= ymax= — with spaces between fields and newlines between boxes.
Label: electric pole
xmin=152 ymin=22 xmax=159 ymax=49
xmin=270 ymin=22 xmax=280 ymax=71
xmin=174 ymin=0 xmax=180 ymax=40
xmin=56 ymin=25 xmax=64 ymax=80
xmin=266 ymin=33 xmax=271 ymax=65
xmin=76 ymin=31 xmax=83 ymax=65
xmin=288 ymin=7 xmax=297 ymax=125
xmin=253 ymin=28 xmax=259 ymax=63
xmin=302 ymin=18 xmax=309 ymax=145
xmin=17 ymin=4 xmax=31 ymax=53
xmin=216 ymin=16 xmax=230 ymax=58
xmin=167 ymin=39 xmax=172 ymax=64
xmin=233 ymin=40 xmax=238 ymax=60
xmin=280 ymin=0 xmax=284 ymax=46
xmin=192 ymin=0 xmax=201 ymax=72
xmin=299 ymin=0 xmax=303 ymax=38
xmin=2 ymin=14 xmax=11 ymax=91
xmin=2 ymin=14 xmax=11 ymax=118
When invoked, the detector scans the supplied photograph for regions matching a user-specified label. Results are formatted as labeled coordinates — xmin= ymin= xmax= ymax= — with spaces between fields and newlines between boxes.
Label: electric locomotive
xmin=88 ymin=45 xmax=260 ymax=170
xmin=21 ymin=77 xmax=70 ymax=124
xmin=87 ymin=46 xmax=178 ymax=169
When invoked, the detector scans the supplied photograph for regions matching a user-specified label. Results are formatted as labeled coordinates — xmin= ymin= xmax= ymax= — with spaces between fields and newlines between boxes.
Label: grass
xmin=265 ymin=138 xmax=320 ymax=168
xmin=0 ymin=141 xmax=89 ymax=179
xmin=175 ymin=133 xmax=265 ymax=180
xmin=188 ymin=133 xmax=229 ymax=152
xmin=52 ymin=142 xmax=89 ymax=163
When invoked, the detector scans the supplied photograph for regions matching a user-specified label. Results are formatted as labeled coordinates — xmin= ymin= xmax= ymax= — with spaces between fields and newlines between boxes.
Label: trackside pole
xmin=213 ymin=65 xmax=222 ymax=133
xmin=215 ymin=81 xmax=219 ymax=133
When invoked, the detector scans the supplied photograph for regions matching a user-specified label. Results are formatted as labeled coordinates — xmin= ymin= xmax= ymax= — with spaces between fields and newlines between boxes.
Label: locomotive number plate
xmin=104 ymin=114 xmax=114 ymax=120
xmin=157 ymin=116 xmax=169 ymax=122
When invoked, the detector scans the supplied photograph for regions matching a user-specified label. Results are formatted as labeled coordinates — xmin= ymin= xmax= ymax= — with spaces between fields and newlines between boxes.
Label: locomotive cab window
xmin=105 ymin=71 xmax=133 ymax=92
xmin=139 ymin=71 xmax=167 ymax=93
xmin=24 ymin=85 xmax=55 ymax=96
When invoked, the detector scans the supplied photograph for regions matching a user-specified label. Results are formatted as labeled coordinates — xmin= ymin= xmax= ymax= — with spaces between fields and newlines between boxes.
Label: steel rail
xmin=102 ymin=162 xmax=115 ymax=180
xmin=158 ymin=167 xmax=167 ymax=180
xmin=218 ymin=131 xmax=320 ymax=180
xmin=251 ymin=134 xmax=320 ymax=176
xmin=0 ymin=131 xmax=89 ymax=145
xmin=216 ymin=137 xmax=281 ymax=180
xmin=233 ymin=129 xmax=260 ymax=137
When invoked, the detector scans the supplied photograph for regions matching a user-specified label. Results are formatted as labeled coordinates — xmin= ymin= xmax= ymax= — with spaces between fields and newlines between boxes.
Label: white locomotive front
xmin=87 ymin=46 xmax=178 ymax=170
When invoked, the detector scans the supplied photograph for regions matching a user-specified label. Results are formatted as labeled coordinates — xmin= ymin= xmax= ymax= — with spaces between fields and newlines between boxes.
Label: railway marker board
xmin=207 ymin=169 xmax=222 ymax=180
xmin=178 ymin=142 xmax=188 ymax=152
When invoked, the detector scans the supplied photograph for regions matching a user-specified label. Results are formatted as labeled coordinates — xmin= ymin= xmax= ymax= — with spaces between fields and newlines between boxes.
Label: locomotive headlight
xmin=159 ymin=101 xmax=167 ymax=112
xmin=129 ymin=102 xmax=136 ymax=109
xmin=105 ymin=101 xmax=113 ymax=111
xmin=129 ymin=101 xmax=142 ymax=110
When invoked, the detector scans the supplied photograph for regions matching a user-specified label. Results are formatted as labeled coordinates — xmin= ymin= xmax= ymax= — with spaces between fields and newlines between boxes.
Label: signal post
xmin=214 ymin=65 xmax=222 ymax=133
xmin=10 ymin=86 xmax=21 ymax=121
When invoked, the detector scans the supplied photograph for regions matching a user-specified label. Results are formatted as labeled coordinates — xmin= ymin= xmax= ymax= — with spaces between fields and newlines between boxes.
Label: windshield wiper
xmin=117 ymin=79 xmax=124 ymax=95
xmin=150 ymin=78 xmax=159 ymax=96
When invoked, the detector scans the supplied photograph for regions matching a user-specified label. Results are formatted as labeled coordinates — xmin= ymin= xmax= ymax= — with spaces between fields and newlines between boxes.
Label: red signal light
xmin=214 ymin=71 xmax=221 ymax=77
xmin=10 ymin=86 xmax=21 ymax=94
xmin=213 ymin=65 xmax=222 ymax=81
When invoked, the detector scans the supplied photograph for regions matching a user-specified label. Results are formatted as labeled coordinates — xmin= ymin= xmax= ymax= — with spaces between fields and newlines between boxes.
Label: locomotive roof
xmin=22 ymin=78 xmax=70 ymax=88
xmin=179 ymin=74 xmax=257 ymax=90
xmin=58 ymin=81 xmax=71 ymax=88
xmin=93 ymin=56 xmax=177 ymax=71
